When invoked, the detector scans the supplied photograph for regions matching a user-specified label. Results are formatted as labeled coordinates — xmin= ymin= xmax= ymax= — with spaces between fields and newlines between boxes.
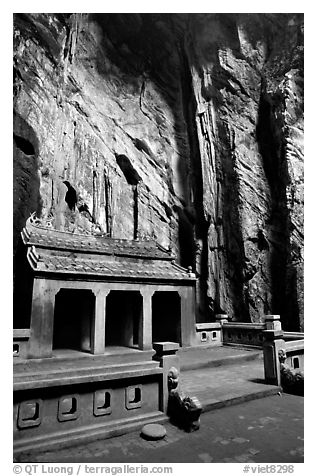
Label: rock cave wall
xmin=13 ymin=13 xmax=304 ymax=330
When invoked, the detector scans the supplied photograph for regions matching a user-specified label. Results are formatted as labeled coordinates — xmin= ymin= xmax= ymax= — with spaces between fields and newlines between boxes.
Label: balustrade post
xmin=153 ymin=342 xmax=180 ymax=413
xmin=263 ymin=329 xmax=285 ymax=386
xmin=265 ymin=314 xmax=282 ymax=331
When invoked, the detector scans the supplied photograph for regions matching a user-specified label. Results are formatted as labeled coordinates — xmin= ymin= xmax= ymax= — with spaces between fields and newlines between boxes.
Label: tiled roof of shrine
xmin=21 ymin=214 xmax=196 ymax=282
xmin=22 ymin=214 xmax=172 ymax=259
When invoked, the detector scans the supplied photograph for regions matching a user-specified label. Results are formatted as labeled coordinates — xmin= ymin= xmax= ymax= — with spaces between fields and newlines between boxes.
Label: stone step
xmin=14 ymin=347 xmax=155 ymax=374
xmin=179 ymin=344 xmax=263 ymax=371
xmin=14 ymin=359 xmax=162 ymax=391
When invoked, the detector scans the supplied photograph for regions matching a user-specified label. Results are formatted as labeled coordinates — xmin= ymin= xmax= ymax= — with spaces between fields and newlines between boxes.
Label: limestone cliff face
xmin=13 ymin=13 xmax=304 ymax=330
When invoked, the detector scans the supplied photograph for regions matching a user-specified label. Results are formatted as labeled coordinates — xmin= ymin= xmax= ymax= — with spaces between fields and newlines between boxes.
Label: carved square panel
xmin=17 ymin=399 xmax=42 ymax=428
xmin=93 ymin=390 xmax=112 ymax=416
xmin=58 ymin=395 xmax=79 ymax=422
xmin=125 ymin=385 xmax=142 ymax=410
xmin=200 ymin=332 xmax=207 ymax=342
xmin=13 ymin=343 xmax=20 ymax=357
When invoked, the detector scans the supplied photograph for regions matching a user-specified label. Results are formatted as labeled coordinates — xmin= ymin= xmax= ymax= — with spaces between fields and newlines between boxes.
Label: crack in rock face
xmin=13 ymin=13 xmax=304 ymax=330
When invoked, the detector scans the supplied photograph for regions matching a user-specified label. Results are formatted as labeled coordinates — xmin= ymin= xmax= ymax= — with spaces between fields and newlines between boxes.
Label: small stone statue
xmin=278 ymin=349 xmax=304 ymax=396
xmin=167 ymin=367 xmax=202 ymax=432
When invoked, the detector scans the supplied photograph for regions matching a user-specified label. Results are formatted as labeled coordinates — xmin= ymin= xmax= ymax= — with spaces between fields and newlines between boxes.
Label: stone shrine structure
xmin=19 ymin=213 xmax=196 ymax=358
xmin=13 ymin=213 xmax=197 ymax=454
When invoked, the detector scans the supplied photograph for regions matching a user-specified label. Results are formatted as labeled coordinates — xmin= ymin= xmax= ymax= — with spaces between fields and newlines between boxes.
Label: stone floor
xmin=16 ymin=393 xmax=304 ymax=463
xmin=179 ymin=344 xmax=263 ymax=370
xmin=179 ymin=346 xmax=279 ymax=411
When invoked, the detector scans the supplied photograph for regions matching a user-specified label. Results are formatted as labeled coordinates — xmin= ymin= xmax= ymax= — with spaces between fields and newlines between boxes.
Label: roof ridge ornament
xmin=28 ymin=212 xmax=54 ymax=229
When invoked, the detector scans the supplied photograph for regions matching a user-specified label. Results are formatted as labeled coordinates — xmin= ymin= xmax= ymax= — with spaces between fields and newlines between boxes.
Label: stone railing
xmin=194 ymin=314 xmax=287 ymax=349
xmin=222 ymin=321 xmax=265 ymax=347
xmin=13 ymin=329 xmax=30 ymax=358
xmin=218 ymin=314 xmax=282 ymax=348
xmin=283 ymin=331 xmax=304 ymax=342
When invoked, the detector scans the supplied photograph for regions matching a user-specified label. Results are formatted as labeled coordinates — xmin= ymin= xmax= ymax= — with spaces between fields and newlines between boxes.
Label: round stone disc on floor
xmin=141 ymin=423 xmax=166 ymax=440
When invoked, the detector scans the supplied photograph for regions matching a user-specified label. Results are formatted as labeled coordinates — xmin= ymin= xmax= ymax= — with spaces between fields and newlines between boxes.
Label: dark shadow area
xmin=219 ymin=121 xmax=250 ymax=321
xmin=53 ymin=289 xmax=95 ymax=352
xmin=14 ymin=133 xmax=36 ymax=156
xmin=105 ymin=291 xmax=142 ymax=348
xmin=249 ymin=378 xmax=276 ymax=386
xmin=115 ymin=154 xmax=142 ymax=239
xmin=63 ymin=180 xmax=78 ymax=211
xmin=13 ymin=112 xmax=42 ymax=309
xmin=13 ymin=239 xmax=34 ymax=329
xmin=115 ymin=154 xmax=141 ymax=186
xmin=177 ymin=46 xmax=210 ymax=318
xmin=175 ymin=206 xmax=196 ymax=269
xmin=152 ymin=291 xmax=181 ymax=343
xmin=256 ymin=90 xmax=294 ymax=330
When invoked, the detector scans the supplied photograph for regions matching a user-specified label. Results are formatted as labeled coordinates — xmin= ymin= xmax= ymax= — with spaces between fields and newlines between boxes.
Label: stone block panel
xmin=14 ymin=375 xmax=161 ymax=448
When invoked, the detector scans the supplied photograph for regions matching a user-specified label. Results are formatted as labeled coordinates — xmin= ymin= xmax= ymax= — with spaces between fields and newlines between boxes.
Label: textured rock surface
xmin=13 ymin=13 xmax=304 ymax=330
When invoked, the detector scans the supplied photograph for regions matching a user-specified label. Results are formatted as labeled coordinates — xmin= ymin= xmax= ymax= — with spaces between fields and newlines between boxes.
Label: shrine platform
xmin=14 ymin=344 xmax=281 ymax=456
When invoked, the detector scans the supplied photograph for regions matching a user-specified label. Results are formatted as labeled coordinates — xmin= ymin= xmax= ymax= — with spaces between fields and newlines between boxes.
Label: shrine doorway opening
xmin=152 ymin=291 xmax=181 ymax=344
xmin=53 ymin=289 xmax=95 ymax=352
xmin=105 ymin=291 xmax=142 ymax=349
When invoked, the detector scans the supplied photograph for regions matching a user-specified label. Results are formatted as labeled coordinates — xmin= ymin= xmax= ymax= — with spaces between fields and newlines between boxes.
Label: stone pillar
xmin=28 ymin=278 xmax=57 ymax=358
xmin=263 ymin=329 xmax=285 ymax=386
xmin=91 ymin=289 xmax=110 ymax=354
xmin=153 ymin=342 xmax=180 ymax=413
xmin=216 ymin=314 xmax=229 ymax=343
xmin=139 ymin=290 xmax=154 ymax=350
xmin=265 ymin=314 xmax=282 ymax=331
xmin=179 ymin=287 xmax=196 ymax=347
xmin=215 ymin=313 xmax=229 ymax=325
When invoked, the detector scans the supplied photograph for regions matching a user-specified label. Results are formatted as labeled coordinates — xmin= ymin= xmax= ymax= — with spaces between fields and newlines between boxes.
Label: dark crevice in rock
xmin=133 ymin=185 xmax=139 ymax=239
xmin=256 ymin=89 xmax=294 ymax=329
xmin=13 ymin=112 xmax=41 ymax=256
xmin=13 ymin=133 xmax=35 ymax=156
xmin=115 ymin=154 xmax=141 ymax=186
xmin=115 ymin=154 xmax=141 ymax=239
xmin=104 ymin=172 xmax=113 ymax=237
xmin=174 ymin=206 xmax=196 ymax=269
xmin=63 ymin=180 xmax=78 ymax=211
xmin=179 ymin=43 xmax=209 ymax=319
xmin=220 ymin=123 xmax=250 ymax=321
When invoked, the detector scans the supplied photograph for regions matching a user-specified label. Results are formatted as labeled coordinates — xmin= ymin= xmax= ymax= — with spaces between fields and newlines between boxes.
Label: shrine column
xmin=179 ymin=286 xmax=196 ymax=347
xmin=139 ymin=289 xmax=154 ymax=350
xmin=28 ymin=278 xmax=57 ymax=358
xmin=91 ymin=289 xmax=110 ymax=354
